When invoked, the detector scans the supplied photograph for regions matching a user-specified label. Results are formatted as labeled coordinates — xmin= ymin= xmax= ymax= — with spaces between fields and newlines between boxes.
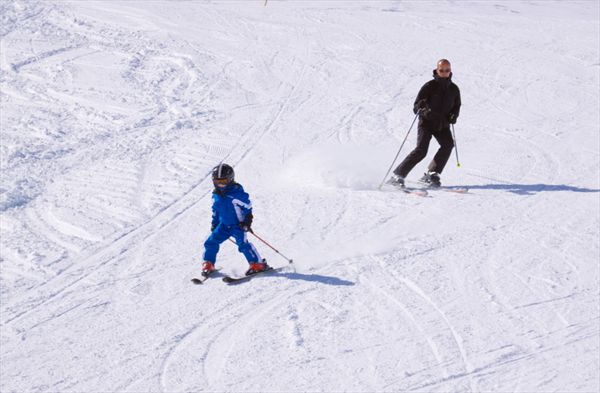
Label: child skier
xmin=201 ymin=163 xmax=269 ymax=277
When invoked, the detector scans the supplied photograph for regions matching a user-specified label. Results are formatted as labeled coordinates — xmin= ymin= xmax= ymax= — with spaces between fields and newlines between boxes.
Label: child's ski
xmin=222 ymin=265 xmax=289 ymax=285
xmin=191 ymin=269 xmax=221 ymax=285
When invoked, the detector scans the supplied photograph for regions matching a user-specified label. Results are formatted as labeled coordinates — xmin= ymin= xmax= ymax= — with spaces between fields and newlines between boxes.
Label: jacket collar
xmin=432 ymin=69 xmax=453 ymax=87
xmin=213 ymin=182 xmax=239 ymax=196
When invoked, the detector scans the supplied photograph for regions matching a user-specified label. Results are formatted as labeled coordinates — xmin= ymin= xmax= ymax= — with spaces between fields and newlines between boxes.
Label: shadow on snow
xmin=456 ymin=183 xmax=600 ymax=196
xmin=279 ymin=272 xmax=355 ymax=286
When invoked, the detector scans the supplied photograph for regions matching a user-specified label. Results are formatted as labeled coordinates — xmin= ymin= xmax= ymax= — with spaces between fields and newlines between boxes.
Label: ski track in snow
xmin=373 ymin=254 xmax=476 ymax=386
xmin=1 ymin=1 xmax=599 ymax=392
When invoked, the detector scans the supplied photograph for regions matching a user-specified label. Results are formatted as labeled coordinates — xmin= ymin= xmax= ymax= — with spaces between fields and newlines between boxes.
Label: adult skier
xmin=390 ymin=59 xmax=461 ymax=187
xmin=201 ymin=163 xmax=269 ymax=277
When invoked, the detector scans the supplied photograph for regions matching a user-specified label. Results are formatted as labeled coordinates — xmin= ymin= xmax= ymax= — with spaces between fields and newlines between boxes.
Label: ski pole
xmin=451 ymin=123 xmax=461 ymax=167
xmin=250 ymin=230 xmax=294 ymax=264
xmin=378 ymin=111 xmax=420 ymax=189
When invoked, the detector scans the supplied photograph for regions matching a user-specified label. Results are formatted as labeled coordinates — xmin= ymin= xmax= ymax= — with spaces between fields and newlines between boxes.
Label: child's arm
xmin=211 ymin=201 xmax=219 ymax=231
xmin=233 ymin=191 xmax=253 ymax=231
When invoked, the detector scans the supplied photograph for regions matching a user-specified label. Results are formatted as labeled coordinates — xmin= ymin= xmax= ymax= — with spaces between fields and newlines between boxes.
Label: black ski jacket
xmin=413 ymin=70 xmax=461 ymax=132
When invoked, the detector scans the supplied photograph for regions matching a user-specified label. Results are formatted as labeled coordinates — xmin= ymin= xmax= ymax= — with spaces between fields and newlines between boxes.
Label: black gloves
xmin=448 ymin=113 xmax=457 ymax=124
xmin=416 ymin=99 xmax=431 ymax=117
xmin=211 ymin=223 xmax=217 ymax=232
xmin=239 ymin=213 xmax=253 ymax=232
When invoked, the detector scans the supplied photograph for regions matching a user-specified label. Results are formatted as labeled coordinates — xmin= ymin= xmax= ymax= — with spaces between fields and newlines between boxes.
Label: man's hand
xmin=417 ymin=99 xmax=431 ymax=116
xmin=448 ymin=113 xmax=457 ymax=124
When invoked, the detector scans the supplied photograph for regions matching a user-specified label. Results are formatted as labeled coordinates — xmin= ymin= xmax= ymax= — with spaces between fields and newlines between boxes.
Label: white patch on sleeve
xmin=232 ymin=199 xmax=252 ymax=221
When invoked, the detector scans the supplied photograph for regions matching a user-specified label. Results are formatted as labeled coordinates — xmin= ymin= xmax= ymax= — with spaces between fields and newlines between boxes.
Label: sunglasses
xmin=438 ymin=68 xmax=451 ymax=73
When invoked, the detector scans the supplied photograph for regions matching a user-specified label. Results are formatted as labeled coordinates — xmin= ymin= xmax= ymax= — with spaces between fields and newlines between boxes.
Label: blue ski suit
xmin=202 ymin=183 xmax=261 ymax=264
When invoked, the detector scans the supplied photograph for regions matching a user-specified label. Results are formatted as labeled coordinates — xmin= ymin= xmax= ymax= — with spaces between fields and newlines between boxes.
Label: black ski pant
xmin=393 ymin=126 xmax=454 ymax=178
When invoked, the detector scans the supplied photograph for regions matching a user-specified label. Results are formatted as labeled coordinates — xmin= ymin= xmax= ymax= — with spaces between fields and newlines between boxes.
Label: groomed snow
xmin=1 ymin=1 xmax=599 ymax=392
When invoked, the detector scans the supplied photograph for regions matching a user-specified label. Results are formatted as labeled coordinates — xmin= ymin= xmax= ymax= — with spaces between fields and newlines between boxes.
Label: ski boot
xmin=245 ymin=259 xmax=270 ymax=276
xmin=201 ymin=261 xmax=216 ymax=277
xmin=388 ymin=174 xmax=405 ymax=187
xmin=420 ymin=171 xmax=441 ymax=188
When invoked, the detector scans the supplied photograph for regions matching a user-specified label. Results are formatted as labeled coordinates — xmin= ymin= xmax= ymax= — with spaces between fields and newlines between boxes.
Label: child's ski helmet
xmin=212 ymin=163 xmax=234 ymax=189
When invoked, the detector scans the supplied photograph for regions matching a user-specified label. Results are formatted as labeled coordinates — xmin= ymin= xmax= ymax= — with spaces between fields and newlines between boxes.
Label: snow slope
xmin=1 ymin=1 xmax=599 ymax=392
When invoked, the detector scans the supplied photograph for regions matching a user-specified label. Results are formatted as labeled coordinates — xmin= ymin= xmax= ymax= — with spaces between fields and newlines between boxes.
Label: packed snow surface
xmin=1 ymin=1 xmax=599 ymax=392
